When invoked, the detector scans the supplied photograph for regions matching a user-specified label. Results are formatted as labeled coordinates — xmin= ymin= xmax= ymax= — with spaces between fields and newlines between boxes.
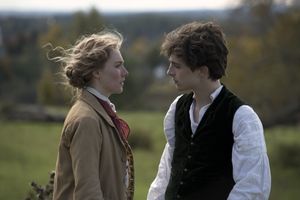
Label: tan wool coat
xmin=53 ymin=90 xmax=133 ymax=200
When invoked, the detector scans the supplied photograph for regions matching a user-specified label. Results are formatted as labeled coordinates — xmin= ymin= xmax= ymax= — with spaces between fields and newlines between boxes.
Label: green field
xmin=0 ymin=112 xmax=300 ymax=199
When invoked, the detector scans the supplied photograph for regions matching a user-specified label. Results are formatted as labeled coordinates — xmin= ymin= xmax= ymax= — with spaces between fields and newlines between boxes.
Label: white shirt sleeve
xmin=147 ymin=96 xmax=180 ymax=200
xmin=228 ymin=105 xmax=271 ymax=200
xmin=147 ymin=143 xmax=174 ymax=200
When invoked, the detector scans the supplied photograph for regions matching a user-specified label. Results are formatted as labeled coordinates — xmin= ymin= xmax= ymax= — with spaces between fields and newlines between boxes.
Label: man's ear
xmin=196 ymin=65 xmax=209 ymax=77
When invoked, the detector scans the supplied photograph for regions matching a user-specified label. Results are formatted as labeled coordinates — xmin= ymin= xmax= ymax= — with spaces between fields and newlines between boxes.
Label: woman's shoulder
xmin=65 ymin=100 xmax=99 ymax=124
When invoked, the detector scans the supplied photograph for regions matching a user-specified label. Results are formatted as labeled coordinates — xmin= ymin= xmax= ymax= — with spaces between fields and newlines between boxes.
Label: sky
xmin=0 ymin=0 xmax=241 ymax=13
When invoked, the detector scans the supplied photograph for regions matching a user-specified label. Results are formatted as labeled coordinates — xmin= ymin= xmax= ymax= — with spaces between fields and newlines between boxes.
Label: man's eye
xmin=174 ymin=64 xmax=180 ymax=68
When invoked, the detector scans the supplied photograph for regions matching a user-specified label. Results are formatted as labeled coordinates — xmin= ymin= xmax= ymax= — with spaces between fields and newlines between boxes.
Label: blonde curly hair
xmin=52 ymin=30 xmax=123 ymax=89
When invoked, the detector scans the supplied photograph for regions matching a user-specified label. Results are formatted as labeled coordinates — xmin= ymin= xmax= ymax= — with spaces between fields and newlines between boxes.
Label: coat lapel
xmin=78 ymin=90 xmax=127 ymax=148
xmin=79 ymin=90 xmax=116 ymax=128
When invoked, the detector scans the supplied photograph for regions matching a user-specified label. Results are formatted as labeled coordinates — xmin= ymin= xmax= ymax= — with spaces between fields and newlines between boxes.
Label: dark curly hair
xmin=161 ymin=21 xmax=228 ymax=80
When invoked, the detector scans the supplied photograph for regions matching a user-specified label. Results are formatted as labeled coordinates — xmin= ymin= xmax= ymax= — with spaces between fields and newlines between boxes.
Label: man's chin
xmin=175 ymin=85 xmax=184 ymax=91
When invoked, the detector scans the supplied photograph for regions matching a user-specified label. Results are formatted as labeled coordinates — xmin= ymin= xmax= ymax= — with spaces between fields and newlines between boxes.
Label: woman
xmin=52 ymin=30 xmax=134 ymax=200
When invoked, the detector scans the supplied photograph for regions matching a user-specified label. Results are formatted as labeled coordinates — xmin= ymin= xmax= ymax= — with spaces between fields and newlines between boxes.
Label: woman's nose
xmin=123 ymin=66 xmax=129 ymax=76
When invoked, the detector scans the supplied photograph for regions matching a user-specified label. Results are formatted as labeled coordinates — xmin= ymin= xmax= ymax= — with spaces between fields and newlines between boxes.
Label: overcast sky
xmin=0 ymin=0 xmax=241 ymax=13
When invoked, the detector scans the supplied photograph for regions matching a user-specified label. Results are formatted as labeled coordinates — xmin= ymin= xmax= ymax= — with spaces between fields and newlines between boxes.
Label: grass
xmin=265 ymin=126 xmax=300 ymax=200
xmin=0 ymin=112 xmax=166 ymax=200
xmin=119 ymin=111 xmax=166 ymax=200
xmin=0 ymin=113 xmax=300 ymax=200
xmin=0 ymin=121 xmax=61 ymax=199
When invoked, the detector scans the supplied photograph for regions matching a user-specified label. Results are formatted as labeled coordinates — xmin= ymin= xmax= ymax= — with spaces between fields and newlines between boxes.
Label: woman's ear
xmin=92 ymin=69 xmax=101 ymax=79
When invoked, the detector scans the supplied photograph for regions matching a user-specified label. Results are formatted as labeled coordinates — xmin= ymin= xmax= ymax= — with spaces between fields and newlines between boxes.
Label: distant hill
xmin=0 ymin=9 xmax=231 ymax=44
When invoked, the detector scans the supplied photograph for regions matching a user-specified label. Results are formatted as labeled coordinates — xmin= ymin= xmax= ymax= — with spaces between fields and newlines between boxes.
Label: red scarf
xmin=97 ymin=98 xmax=130 ymax=140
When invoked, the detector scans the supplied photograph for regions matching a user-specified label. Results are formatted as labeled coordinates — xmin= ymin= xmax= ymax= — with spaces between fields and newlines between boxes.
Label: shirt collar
xmin=192 ymin=85 xmax=223 ymax=103
xmin=210 ymin=85 xmax=223 ymax=102
xmin=85 ymin=86 xmax=116 ymax=112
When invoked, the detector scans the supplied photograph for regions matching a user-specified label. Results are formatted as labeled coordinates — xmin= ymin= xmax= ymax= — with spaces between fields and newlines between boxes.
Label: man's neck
xmin=193 ymin=79 xmax=221 ymax=107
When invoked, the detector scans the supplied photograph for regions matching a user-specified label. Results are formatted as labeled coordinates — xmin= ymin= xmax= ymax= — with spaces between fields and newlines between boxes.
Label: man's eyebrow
xmin=169 ymin=60 xmax=179 ymax=65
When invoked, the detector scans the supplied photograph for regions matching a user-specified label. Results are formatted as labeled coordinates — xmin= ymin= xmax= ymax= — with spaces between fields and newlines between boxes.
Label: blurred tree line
xmin=0 ymin=0 xmax=299 ymax=127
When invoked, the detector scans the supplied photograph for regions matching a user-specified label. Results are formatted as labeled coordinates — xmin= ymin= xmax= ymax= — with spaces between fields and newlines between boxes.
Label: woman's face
xmin=96 ymin=49 xmax=128 ymax=97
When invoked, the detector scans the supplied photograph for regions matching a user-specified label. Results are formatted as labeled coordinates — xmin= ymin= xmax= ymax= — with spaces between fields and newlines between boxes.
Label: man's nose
xmin=167 ymin=66 xmax=173 ymax=76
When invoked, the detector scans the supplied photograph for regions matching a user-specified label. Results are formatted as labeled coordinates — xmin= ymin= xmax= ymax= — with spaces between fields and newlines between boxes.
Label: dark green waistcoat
xmin=165 ymin=86 xmax=244 ymax=200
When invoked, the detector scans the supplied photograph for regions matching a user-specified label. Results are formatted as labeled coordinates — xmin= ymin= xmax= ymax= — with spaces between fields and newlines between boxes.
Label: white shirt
xmin=147 ymin=86 xmax=271 ymax=200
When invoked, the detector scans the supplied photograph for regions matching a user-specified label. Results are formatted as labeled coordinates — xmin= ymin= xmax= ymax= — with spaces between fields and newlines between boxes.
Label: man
xmin=147 ymin=21 xmax=271 ymax=200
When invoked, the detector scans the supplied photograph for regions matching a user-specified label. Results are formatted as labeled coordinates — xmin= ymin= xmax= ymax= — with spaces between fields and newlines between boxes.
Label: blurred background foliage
xmin=1 ymin=0 xmax=300 ymax=127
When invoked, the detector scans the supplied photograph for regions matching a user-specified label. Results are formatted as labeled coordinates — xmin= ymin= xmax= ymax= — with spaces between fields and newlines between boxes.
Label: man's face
xmin=167 ymin=55 xmax=202 ymax=91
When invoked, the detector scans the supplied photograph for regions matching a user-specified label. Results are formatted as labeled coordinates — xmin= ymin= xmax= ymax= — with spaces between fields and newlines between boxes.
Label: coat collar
xmin=78 ymin=89 xmax=116 ymax=128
